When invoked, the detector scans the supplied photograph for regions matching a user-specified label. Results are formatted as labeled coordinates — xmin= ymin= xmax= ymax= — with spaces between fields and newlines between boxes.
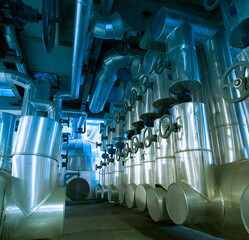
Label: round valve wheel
xmin=221 ymin=61 xmax=249 ymax=103
xmin=123 ymin=101 xmax=132 ymax=115
xmin=123 ymin=142 xmax=130 ymax=158
xmin=159 ymin=115 xmax=174 ymax=139
xmin=130 ymin=89 xmax=138 ymax=106
xmin=143 ymin=128 xmax=153 ymax=148
xmin=116 ymin=112 xmax=121 ymax=124
xmin=140 ymin=75 xmax=150 ymax=94
xmin=131 ymin=136 xmax=141 ymax=154
xmin=155 ymin=55 xmax=165 ymax=74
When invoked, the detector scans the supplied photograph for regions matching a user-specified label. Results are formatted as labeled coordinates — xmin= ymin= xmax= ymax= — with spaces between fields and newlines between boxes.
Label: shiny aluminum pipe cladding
xmin=142 ymin=49 xmax=177 ymax=109
xmin=165 ymin=22 xmax=201 ymax=94
xmin=166 ymin=102 xmax=223 ymax=225
xmin=146 ymin=119 xmax=175 ymax=222
xmin=0 ymin=112 xmax=16 ymax=172
xmin=12 ymin=116 xmax=63 ymax=217
xmin=135 ymin=127 xmax=156 ymax=212
xmin=125 ymin=134 xmax=143 ymax=208
xmin=151 ymin=7 xmax=219 ymax=46
xmin=67 ymin=139 xmax=92 ymax=171
xmin=197 ymin=30 xmax=249 ymax=166
xmin=2 ymin=187 xmax=65 ymax=240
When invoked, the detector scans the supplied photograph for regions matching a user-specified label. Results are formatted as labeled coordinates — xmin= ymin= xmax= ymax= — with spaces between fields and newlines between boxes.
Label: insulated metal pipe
xmin=152 ymin=7 xmax=220 ymax=46
xmin=135 ymin=127 xmax=156 ymax=212
xmin=90 ymin=12 xmax=131 ymax=40
xmin=165 ymin=22 xmax=201 ymax=94
xmin=0 ymin=112 xmax=16 ymax=172
xmin=62 ymin=109 xmax=88 ymax=130
xmin=197 ymin=30 xmax=249 ymax=165
xmin=30 ymin=99 xmax=57 ymax=120
xmin=89 ymin=49 xmax=140 ymax=113
xmin=55 ymin=0 xmax=92 ymax=100
xmin=12 ymin=116 xmax=63 ymax=217
xmin=0 ymin=69 xmax=37 ymax=116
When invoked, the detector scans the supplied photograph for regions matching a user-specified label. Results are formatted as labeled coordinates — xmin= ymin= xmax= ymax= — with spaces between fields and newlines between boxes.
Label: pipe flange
xmin=221 ymin=61 xmax=249 ymax=103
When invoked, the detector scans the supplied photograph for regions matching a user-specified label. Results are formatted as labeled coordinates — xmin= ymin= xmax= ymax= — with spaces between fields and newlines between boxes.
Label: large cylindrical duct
xmin=12 ymin=116 xmax=63 ymax=217
xmin=165 ymin=22 xmax=201 ymax=94
xmin=119 ymin=140 xmax=132 ymax=204
xmin=146 ymin=118 xmax=175 ymax=223
xmin=232 ymin=47 xmax=249 ymax=126
xmin=166 ymin=102 xmax=219 ymax=225
xmin=197 ymin=30 xmax=249 ymax=166
xmin=125 ymin=134 xmax=143 ymax=208
xmin=135 ymin=127 xmax=156 ymax=212
xmin=67 ymin=139 xmax=92 ymax=171
xmin=0 ymin=112 xmax=16 ymax=172
xmin=89 ymin=49 xmax=140 ymax=113
xmin=152 ymin=7 xmax=219 ymax=46
xmin=220 ymin=0 xmax=249 ymax=48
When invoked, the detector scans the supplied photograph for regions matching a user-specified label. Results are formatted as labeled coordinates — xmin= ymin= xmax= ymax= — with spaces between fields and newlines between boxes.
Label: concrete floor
xmin=59 ymin=201 xmax=223 ymax=240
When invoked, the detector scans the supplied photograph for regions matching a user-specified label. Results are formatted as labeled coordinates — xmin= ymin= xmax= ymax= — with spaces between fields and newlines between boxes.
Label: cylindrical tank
xmin=165 ymin=22 xmax=201 ymax=94
xmin=220 ymin=0 xmax=249 ymax=48
xmin=0 ymin=112 xmax=16 ymax=172
xmin=12 ymin=116 xmax=62 ymax=217
xmin=107 ymin=122 xmax=115 ymax=146
xmin=114 ymin=112 xmax=124 ymax=140
xmin=197 ymin=30 xmax=249 ymax=166
xmin=67 ymin=139 xmax=92 ymax=171
xmin=123 ymin=100 xmax=135 ymax=134
xmin=130 ymin=88 xmax=144 ymax=128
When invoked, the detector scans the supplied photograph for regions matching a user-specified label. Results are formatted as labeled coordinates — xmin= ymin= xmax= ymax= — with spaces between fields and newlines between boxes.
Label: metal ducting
xmin=89 ymin=49 xmax=141 ymax=113
xmin=0 ymin=112 xmax=16 ymax=172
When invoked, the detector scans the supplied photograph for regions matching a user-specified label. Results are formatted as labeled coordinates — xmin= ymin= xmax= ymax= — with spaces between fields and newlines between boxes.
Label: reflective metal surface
xmin=220 ymin=0 xmax=249 ymax=48
xmin=152 ymin=7 xmax=219 ymax=46
xmin=125 ymin=183 xmax=137 ymax=208
xmin=118 ymin=183 xmax=127 ymax=204
xmin=0 ymin=112 xmax=16 ymax=171
xmin=2 ymin=187 xmax=65 ymax=240
xmin=165 ymin=22 xmax=201 ymax=94
xmin=12 ymin=116 xmax=62 ymax=217
xmin=131 ymin=56 xmax=144 ymax=79
xmin=89 ymin=49 xmax=139 ymax=113
xmin=197 ymin=30 xmax=249 ymax=165
xmin=152 ymin=70 xmax=177 ymax=109
xmin=135 ymin=183 xmax=152 ymax=212
xmin=67 ymin=139 xmax=92 ymax=171
xmin=101 ymin=184 xmax=108 ymax=200
xmin=172 ymin=102 xmax=215 ymax=200
xmin=147 ymin=187 xmax=169 ymax=222
xmin=114 ymin=111 xmax=124 ymax=140
xmin=154 ymin=119 xmax=176 ymax=189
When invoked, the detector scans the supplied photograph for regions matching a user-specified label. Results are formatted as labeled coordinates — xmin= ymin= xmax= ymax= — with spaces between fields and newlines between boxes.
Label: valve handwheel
xmin=130 ymin=89 xmax=138 ymax=106
xmin=221 ymin=61 xmax=249 ymax=103
xmin=123 ymin=142 xmax=130 ymax=158
xmin=143 ymin=128 xmax=152 ymax=148
xmin=131 ymin=136 xmax=139 ymax=154
xmin=155 ymin=55 xmax=165 ymax=74
xmin=159 ymin=115 xmax=173 ymax=139
xmin=116 ymin=112 xmax=121 ymax=124
xmin=140 ymin=75 xmax=150 ymax=94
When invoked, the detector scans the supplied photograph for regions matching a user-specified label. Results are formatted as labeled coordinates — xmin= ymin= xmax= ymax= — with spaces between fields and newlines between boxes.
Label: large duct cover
xmin=67 ymin=139 xmax=92 ymax=171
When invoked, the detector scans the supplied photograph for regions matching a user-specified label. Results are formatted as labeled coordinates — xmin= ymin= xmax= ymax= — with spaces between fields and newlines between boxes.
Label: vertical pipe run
xmin=197 ymin=30 xmax=249 ymax=165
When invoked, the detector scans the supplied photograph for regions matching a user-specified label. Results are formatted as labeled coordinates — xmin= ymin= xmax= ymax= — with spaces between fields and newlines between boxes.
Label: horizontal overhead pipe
xmin=0 ymin=68 xmax=37 ymax=116
xmin=89 ymin=49 xmax=142 ymax=113
xmin=62 ymin=109 xmax=88 ymax=130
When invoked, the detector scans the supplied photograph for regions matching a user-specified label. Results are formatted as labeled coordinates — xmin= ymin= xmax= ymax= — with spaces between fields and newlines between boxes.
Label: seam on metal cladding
xmin=209 ymin=123 xmax=248 ymax=132
xmin=174 ymin=149 xmax=212 ymax=154
xmin=12 ymin=153 xmax=59 ymax=162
